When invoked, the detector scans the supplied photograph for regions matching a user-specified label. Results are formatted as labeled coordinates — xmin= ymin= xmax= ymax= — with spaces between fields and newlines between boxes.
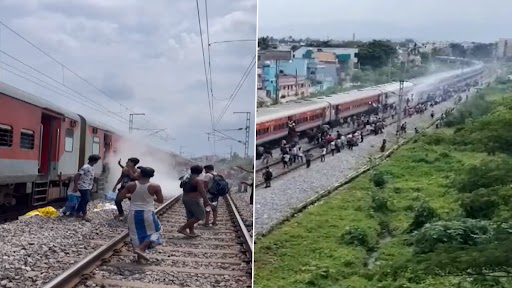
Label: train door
xmin=38 ymin=113 xmax=60 ymax=175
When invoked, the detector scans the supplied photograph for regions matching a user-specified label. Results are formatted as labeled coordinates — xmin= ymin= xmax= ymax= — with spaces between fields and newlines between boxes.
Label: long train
xmin=256 ymin=61 xmax=485 ymax=147
xmin=0 ymin=81 xmax=195 ymax=215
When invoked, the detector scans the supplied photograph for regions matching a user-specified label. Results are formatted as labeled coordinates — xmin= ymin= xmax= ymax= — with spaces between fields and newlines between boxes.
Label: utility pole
xmin=274 ymin=59 xmax=279 ymax=105
xmin=129 ymin=113 xmax=145 ymax=134
xmin=233 ymin=111 xmax=251 ymax=158
xmin=179 ymin=146 xmax=185 ymax=156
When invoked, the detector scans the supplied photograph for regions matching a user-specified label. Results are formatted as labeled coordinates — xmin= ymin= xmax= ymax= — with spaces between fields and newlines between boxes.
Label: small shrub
xmin=460 ymin=188 xmax=500 ymax=219
xmin=371 ymin=171 xmax=387 ymax=189
xmin=405 ymin=201 xmax=439 ymax=233
xmin=341 ymin=226 xmax=370 ymax=248
xmin=371 ymin=191 xmax=391 ymax=213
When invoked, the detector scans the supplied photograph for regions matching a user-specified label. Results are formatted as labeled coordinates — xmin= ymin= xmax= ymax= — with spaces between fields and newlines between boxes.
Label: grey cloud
xmin=0 ymin=0 xmax=256 ymax=156
xmin=259 ymin=0 xmax=512 ymax=42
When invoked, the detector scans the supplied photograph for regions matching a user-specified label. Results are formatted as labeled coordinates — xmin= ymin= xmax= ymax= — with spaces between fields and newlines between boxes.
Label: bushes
xmin=456 ymin=158 xmax=512 ymax=193
xmin=412 ymin=219 xmax=494 ymax=254
xmin=371 ymin=171 xmax=387 ymax=189
xmin=341 ymin=226 xmax=371 ymax=249
xmin=405 ymin=202 xmax=439 ymax=233
xmin=460 ymin=188 xmax=500 ymax=219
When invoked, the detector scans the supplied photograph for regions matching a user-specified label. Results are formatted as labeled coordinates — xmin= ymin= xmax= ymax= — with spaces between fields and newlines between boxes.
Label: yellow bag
xmin=24 ymin=206 xmax=59 ymax=218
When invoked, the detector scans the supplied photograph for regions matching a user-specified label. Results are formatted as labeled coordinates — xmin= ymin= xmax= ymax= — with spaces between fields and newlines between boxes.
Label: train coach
xmin=0 ymin=81 xmax=122 ymax=213
xmin=256 ymin=63 xmax=486 ymax=147
xmin=256 ymin=81 xmax=414 ymax=145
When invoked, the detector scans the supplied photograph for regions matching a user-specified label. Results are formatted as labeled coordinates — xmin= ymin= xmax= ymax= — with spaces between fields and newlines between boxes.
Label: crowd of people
xmin=58 ymin=154 xmax=240 ymax=261
xmin=259 ymin=78 xmax=482 ymax=187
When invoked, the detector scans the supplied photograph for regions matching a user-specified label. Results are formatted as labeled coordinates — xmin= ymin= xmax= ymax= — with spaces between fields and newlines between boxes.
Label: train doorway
xmin=38 ymin=113 xmax=59 ymax=175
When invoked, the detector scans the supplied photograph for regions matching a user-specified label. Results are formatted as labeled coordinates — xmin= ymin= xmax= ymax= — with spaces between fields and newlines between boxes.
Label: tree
xmin=449 ymin=43 xmax=467 ymax=58
xmin=469 ymin=43 xmax=496 ymax=60
xmin=357 ymin=40 xmax=397 ymax=69
xmin=258 ymin=36 xmax=271 ymax=50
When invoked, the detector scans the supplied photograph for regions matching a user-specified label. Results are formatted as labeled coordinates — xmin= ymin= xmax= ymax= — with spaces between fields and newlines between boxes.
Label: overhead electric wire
xmin=195 ymin=0 xmax=215 ymax=131
xmin=214 ymin=55 xmax=256 ymax=127
xmin=0 ymin=64 xmax=128 ymax=124
xmin=0 ymin=21 xmax=170 ymax=142
xmin=0 ymin=50 xmax=127 ymax=119
xmin=0 ymin=22 xmax=135 ymax=113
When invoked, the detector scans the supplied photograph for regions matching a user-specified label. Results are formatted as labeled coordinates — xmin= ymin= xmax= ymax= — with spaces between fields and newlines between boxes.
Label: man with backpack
xmin=201 ymin=165 xmax=230 ymax=227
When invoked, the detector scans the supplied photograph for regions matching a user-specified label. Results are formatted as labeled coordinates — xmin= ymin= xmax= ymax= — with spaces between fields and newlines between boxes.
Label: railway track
xmin=255 ymin=114 xmax=399 ymax=187
xmin=42 ymin=193 xmax=253 ymax=288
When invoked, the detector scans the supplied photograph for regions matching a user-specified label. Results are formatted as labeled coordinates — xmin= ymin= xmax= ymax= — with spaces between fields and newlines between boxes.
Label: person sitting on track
xmin=116 ymin=166 xmax=164 ymax=261
xmin=112 ymin=157 xmax=140 ymax=220
xmin=178 ymin=165 xmax=211 ymax=237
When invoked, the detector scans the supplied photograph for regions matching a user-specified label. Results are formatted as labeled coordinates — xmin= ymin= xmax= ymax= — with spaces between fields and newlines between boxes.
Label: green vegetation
xmin=254 ymin=79 xmax=512 ymax=287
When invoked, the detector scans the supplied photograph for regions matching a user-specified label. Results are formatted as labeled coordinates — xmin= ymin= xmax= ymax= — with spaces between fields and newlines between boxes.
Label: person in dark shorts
xmin=112 ymin=157 xmax=140 ymax=220
xmin=201 ymin=165 xmax=219 ymax=227
xmin=178 ymin=165 xmax=211 ymax=237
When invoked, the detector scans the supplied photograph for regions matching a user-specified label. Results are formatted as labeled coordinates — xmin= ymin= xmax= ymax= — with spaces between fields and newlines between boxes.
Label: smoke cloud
xmin=104 ymin=138 xmax=181 ymax=198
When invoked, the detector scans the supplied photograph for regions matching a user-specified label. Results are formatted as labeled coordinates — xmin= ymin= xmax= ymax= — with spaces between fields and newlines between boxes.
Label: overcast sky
xmin=259 ymin=0 xmax=510 ymax=43
xmin=0 ymin=0 xmax=256 ymax=158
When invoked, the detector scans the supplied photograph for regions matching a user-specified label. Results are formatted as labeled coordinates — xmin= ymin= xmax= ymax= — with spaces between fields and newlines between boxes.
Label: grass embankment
xmin=254 ymin=78 xmax=512 ymax=288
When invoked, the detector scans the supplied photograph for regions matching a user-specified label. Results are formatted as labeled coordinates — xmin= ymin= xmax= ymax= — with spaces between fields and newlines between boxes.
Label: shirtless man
xmin=112 ymin=158 xmax=140 ymax=220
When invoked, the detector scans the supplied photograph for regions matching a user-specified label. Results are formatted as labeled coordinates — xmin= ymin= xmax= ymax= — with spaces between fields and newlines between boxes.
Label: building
xmin=497 ymin=38 xmax=512 ymax=59
xmin=293 ymin=47 xmax=359 ymax=71
xmin=307 ymin=60 xmax=338 ymax=90
xmin=259 ymin=61 xmax=310 ymax=102
xmin=258 ymin=50 xmax=292 ymax=67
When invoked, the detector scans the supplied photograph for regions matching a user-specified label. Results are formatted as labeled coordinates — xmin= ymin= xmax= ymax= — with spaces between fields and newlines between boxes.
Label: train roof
xmin=0 ymin=80 xmax=121 ymax=134
xmin=0 ymin=80 xmax=81 ymax=120
xmin=311 ymin=81 xmax=414 ymax=105
xmin=257 ymin=100 xmax=327 ymax=123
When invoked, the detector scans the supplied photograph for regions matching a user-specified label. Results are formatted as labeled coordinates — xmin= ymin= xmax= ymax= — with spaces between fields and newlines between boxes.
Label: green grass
xmin=254 ymin=77 xmax=512 ymax=288
xmin=254 ymin=139 xmax=483 ymax=287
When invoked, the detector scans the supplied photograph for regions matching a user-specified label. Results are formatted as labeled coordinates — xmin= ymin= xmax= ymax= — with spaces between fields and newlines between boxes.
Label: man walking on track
xmin=117 ymin=167 xmax=164 ymax=261
xmin=201 ymin=165 xmax=219 ymax=227
xmin=73 ymin=154 xmax=101 ymax=222
xmin=178 ymin=165 xmax=211 ymax=237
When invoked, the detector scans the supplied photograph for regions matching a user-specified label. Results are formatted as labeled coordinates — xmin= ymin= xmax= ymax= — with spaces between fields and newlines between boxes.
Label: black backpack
xmin=207 ymin=174 xmax=230 ymax=197
xmin=264 ymin=170 xmax=273 ymax=180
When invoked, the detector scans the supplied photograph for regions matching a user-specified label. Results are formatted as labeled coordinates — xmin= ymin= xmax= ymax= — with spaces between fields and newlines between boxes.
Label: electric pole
xmin=129 ymin=113 xmax=145 ymax=134
xmin=179 ymin=146 xmax=185 ymax=156
xmin=233 ymin=111 xmax=251 ymax=158
xmin=274 ymin=60 xmax=279 ymax=105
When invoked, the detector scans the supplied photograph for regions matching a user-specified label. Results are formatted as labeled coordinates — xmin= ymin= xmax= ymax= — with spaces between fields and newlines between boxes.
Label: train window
xmin=20 ymin=129 xmax=34 ymax=150
xmin=92 ymin=136 xmax=100 ymax=155
xmin=64 ymin=128 xmax=74 ymax=152
xmin=0 ymin=124 xmax=13 ymax=147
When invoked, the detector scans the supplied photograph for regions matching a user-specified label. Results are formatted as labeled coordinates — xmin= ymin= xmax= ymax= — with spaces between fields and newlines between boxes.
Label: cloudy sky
xmin=259 ymin=0 xmax=510 ymax=43
xmin=0 ymin=0 xmax=257 ymax=158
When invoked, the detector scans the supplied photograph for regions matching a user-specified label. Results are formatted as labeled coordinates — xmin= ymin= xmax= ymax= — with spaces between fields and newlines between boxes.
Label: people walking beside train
xmin=297 ymin=146 xmax=304 ymax=162
xmin=112 ymin=157 xmax=140 ymax=220
xmin=73 ymin=154 xmax=101 ymax=222
xmin=178 ymin=165 xmax=211 ymax=237
xmin=320 ymin=146 xmax=326 ymax=162
xmin=329 ymin=141 xmax=335 ymax=156
xmin=282 ymin=152 xmax=290 ymax=169
xmin=263 ymin=166 xmax=273 ymax=188
xmin=305 ymin=150 xmax=313 ymax=168
xmin=117 ymin=166 xmax=164 ymax=261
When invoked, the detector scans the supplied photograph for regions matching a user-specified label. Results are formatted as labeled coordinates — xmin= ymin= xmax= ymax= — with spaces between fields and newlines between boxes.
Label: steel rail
xmin=224 ymin=193 xmax=253 ymax=257
xmin=41 ymin=194 xmax=182 ymax=288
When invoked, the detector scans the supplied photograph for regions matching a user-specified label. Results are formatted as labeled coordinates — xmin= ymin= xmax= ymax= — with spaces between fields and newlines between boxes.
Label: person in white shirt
xmin=73 ymin=154 xmax=101 ymax=221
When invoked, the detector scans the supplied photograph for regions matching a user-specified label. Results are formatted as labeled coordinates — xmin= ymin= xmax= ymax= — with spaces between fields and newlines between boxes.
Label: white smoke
xmin=104 ymin=138 xmax=181 ymax=198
